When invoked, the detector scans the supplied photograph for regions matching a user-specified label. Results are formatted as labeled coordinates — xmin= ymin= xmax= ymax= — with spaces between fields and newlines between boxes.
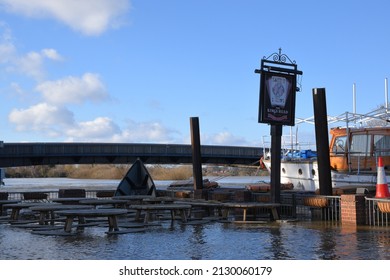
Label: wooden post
xmin=190 ymin=117 xmax=203 ymax=190
xmin=312 ymin=88 xmax=332 ymax=195
xmin=270 ymin=124 xmax=282 ymax=204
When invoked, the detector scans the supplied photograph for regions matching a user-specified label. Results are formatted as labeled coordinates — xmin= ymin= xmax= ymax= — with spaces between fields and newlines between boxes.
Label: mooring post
xmin=312 ymin=88 xmax=332 ymax=195
xmin=190 ymin=117 xmax=203 ymax=190
xmin=270 ymin=124 xmax=282 ymax=203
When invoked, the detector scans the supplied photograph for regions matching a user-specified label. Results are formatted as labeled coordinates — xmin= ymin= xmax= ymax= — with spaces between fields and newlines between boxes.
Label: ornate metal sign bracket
xmin=255 ymin=48 xmax=303 ymax=127
xmin=264 ymin=48 xmax=296 ymax=64
xmin=255 ymin=48 xmax=303 ymax=77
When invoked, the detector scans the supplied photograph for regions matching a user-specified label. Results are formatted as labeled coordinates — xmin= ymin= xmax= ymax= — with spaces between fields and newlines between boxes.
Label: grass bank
xmin=5 ymin=164 xmax=268 ymax=180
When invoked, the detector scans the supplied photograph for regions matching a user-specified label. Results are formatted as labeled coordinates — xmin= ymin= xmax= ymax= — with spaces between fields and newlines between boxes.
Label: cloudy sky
xmin=0 ymin=0 xmax=390 ymax=148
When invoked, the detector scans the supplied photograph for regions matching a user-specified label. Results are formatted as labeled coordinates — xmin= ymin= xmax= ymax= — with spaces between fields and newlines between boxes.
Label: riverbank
xmin=3 ymin=164 xmax=266 ymax=180
xmin=0 ymin=176 xmax=270 ymax=192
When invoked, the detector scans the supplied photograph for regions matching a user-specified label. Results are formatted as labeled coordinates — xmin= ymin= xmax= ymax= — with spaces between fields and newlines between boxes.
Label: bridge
xmin=0 ymin=142 xmax=263 ymax=168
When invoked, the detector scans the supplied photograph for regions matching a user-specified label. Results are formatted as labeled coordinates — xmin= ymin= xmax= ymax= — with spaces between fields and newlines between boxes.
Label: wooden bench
xmin=58 ymin=189 xmax=86 ymax=198
xmin=129 ymin=204 xmax=191 ymax=223
xmin=221 ymin=202 xmax=281 ymax=222
xmin=96 ymin=190 xmax=115 ymax=198
xmin=55 ymin=208 xmax=128 ymax=232
xmin=22 ymin=192 xmax=48 ymax=201
xmin=0 ymin=192 xmax=9 ymax=200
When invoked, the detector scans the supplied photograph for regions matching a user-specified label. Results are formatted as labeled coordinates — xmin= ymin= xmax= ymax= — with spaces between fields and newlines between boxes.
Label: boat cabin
xmin=329 ymin=126 xmax=390 ymax=172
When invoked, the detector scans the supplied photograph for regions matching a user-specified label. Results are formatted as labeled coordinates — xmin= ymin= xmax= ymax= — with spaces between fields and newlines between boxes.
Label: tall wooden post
xmin=190 ymin=117 xmax=203 ymax=190
xmin=312 ymin=88 xmax=332 ymax=195
xmin=270 ymin=125 xmax=282 ymax=203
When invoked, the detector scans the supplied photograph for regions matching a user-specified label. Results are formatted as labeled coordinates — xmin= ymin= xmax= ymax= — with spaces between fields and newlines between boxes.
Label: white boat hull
xmin=262 ymin=159 xmax=386 ymax=192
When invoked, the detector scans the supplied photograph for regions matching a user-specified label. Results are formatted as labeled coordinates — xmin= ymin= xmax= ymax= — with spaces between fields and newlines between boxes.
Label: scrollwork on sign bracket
xmin=263 ymin=48 xmax=296 ymax=65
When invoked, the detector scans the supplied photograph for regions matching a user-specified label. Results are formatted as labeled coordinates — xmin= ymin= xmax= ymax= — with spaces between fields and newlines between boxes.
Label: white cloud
xmin=66 ymin=117 xmax=121 ymax=141
xmin=0 ymin=0 xmax=130 ymax=36
xmin=15 ymin=49 xmax=62 ymax=80
xmin=118 ymin=121 xmax=179 ymax=143
xmin=36 ymin=73 xmax=108 ymax=105
xmin=64 ymin=119 xmax=179 ymax=143
xmin=0 ymin=24 xmax=63 ymax=80
xmin=8 ymin=102 xmax=74 ymax=137
xmin=41 ymin=48 xmax=63 ymax=61
xmin=201 ymin=131 xmax=250 ymax=146
xmin=0 ymin=22 xmax=16 ymax=64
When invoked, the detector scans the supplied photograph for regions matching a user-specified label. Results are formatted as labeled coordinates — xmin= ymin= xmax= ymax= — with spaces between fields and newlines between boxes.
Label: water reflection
xmin=268 ymin=226 xmax=292 ymax=259
xmin=315 ymin=224 xmax=338 ymax=260
xmin=185 ymin=224 xmax=207 ymax=260
xmin=1 ymin=220 xmax=390 ymax=260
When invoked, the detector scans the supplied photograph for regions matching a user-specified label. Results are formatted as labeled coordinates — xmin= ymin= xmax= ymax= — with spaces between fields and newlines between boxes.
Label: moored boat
xmin=262 ymin=95 xmax=390 ymax=192
xmin=114 ymin=159 xmax=156 ymax=196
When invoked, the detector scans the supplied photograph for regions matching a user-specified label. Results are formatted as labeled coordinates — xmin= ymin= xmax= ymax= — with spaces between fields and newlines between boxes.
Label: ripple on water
xmin=1 ymin=220 xmax=390 ymax=260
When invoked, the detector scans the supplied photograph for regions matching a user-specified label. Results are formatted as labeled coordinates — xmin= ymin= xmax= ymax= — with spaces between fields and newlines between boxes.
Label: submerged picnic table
xmin=129 ymin=204 xmax=192 ymax=223
xmin=0 ymin=200 xmax=21 ymax=216
xmin=51 ymin=198 xmax=89 ymax=205
xmin=174 ymin=199 xmax=224 ymax=217
xmin=29 ymin=204 xmax=94 ymax=225
xmin=112 ymin=195 xmax=154 ymax=205
xmin=4 ymin=202 xmax=52 ymax=220
xmin=55 ymin=208 xmax=128 ymax=232
xmin=221 ymin=202 xmax=281 ymax=222
xmin=79 ymin=198 xmax=128 ymax=208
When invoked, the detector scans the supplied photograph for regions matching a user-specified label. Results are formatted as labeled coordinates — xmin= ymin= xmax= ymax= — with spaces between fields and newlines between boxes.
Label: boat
xmin=114 ymin=159 xmax=156 ymax=196
xmin=262 ymin=86 xmax=390 ymax=192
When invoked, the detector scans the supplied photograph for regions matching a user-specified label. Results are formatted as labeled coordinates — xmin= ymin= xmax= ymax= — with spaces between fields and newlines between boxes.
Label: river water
xmin=0 ymin=177 xmax=389 ymax=260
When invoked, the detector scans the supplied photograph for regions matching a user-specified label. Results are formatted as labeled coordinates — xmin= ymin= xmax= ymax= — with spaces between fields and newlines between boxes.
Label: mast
xmin=385 ymin=78 xmax=388 ymax=112
xmin=353 ymin=83 xmax=357 ymax=115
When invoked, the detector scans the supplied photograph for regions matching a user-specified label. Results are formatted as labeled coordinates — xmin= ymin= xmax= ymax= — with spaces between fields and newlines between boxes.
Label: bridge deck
xmin=0 ymin=143 xmax=262 ymax=167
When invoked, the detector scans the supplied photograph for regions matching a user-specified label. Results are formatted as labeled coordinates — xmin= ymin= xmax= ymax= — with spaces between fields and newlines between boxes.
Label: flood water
xmin=1 ymin=178 xmax=390 ymax=260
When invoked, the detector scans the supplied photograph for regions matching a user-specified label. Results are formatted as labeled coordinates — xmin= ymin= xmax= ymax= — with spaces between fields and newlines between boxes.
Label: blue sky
xmin=0 ymin=0 xmax=389 ymax=148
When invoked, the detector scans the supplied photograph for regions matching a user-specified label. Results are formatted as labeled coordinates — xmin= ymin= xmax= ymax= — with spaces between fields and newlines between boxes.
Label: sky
xmin=0 ymin=0 xmax=390 ymax=149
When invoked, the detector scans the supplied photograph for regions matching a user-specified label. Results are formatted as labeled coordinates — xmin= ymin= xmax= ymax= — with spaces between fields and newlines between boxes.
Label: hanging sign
xmin=258 ymin=71 xmax=296 ymax=126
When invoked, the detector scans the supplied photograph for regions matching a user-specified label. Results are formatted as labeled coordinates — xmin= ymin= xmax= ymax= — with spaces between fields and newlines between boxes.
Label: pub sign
xmin=258 ymin=71 xmax=296 ymax=126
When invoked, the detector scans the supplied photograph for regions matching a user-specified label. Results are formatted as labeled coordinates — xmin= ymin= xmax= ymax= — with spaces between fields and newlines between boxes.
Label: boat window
xmin=350 ymin=134 xmax=371 ymax=156
xmin=332 ymin=136 xmax=347 ymax=154
xmin=374 ymin=135 xmax=390 ymax=156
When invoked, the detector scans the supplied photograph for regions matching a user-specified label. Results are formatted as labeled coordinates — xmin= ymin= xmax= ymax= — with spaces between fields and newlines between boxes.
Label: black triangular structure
xmin=114 ymin=159 xmax=156 ymax=197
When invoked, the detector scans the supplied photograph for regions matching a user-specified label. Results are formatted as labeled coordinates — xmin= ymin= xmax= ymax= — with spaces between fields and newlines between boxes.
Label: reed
xmin=5 ymin=164 xmax=267 ymax=180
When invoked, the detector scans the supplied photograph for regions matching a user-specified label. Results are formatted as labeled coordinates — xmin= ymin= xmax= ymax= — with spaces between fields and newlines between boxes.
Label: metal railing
xmin=2 ymin=189 xmax=115 ymax=201
xmin=250 ymin=192 xmax=341 ymax=222
xmin=365 ymin=197 xmax=390 ymax=226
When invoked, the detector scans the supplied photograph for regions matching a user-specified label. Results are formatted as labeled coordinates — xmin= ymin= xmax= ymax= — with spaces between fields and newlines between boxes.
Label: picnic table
xmin=79 ymin=198 xmax=128 ymax=208
xmin=142 ymin=197 xmax=175 ymax=204
xmin=129 ymin=204 xmax=192 ymax=223
xmin=29 ymin=204 xmax=94 ymax=225
xmin=4 ymin=202 xmax=53 ymax=220
xmin=112 ymin=195 xmax=158 ymax=207
xmin=55 ymin=208 xmax=128 ymax=232
xmin=221 ymin=202 xmax=281 ymax=222
xmin=51 ymin=198 xmax=89 ymax=205
xmin=174 ymin=199 xmax=224 ymax=217
xmin=0 ymin=200 xmax=21 ymax=216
